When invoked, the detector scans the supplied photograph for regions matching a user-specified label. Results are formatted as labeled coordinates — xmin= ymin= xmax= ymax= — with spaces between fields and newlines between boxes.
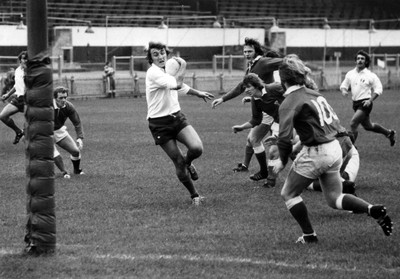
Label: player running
xmin=274 ymin=55 xmax=393 ymax=243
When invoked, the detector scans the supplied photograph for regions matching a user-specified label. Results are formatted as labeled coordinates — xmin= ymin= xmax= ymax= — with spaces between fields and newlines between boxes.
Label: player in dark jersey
xmin=231 ymin=73 xmax=284 ymax=186
xmin=53 ymin=86 xmax=85 ymax=175
xmin=273 ymin=55 xmax=392 ymax=244
xmin=212 ymin=38 xmax=282 ymax=182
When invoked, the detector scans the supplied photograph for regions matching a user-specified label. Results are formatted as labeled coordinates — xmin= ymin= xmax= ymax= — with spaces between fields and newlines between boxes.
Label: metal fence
xmin=1 ymin=67 xmax=398 ymax=100
xmin=54 ymin=73 xmax=253 ymax=99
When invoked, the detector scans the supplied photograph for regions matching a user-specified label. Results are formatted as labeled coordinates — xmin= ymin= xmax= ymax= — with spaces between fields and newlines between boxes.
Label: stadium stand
xmin=217 ymin=0 xmax=400 ymax=29
xmin=1 ymin=0 xmax=400 ymax=29
xmin=0 ymin=0 xmax=214 ymax=27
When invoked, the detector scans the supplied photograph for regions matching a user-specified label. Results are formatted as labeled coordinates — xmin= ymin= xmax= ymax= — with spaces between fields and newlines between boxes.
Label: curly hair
xmin=145 ymin=41 xmax=172 ymax=64
xmin=244 ymin=37 xmax=264 ymax=57
xmin=355 ymin=50 xmax=370 ymax=68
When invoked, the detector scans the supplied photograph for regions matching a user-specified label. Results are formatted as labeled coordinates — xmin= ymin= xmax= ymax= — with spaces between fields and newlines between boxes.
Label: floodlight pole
xmin=222 ymin=17 xmax=226 ymax=71
xmin=368 ymin=19 xmax=375 ymax=54
xmin=322 ymin=18 xmax=330 ymax=73
xmin=105 ymin=15 xmax=109 ymax=62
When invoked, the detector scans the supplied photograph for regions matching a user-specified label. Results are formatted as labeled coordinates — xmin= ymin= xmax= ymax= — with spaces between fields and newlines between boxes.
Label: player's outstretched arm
xmin=211 ymin=98 xmax=223 ymax=108
xmin=1 ymin=87 xmax=16 ymax=102
xmin=232 ymin=122 xmax=252 ymax=133
xmin=187 ymin=88 xmax=214 ymax=102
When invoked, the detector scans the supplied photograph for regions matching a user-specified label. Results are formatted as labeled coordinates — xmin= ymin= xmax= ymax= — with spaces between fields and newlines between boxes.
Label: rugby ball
xmin=165 ymin=57 xmax=185 ymax=76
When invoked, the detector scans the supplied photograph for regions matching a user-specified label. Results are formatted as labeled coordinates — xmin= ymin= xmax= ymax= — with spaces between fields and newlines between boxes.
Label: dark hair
xmin=18 ymin=51 xmax=28 ymax=61
xmin=244 ymin=37 xmax=264 ymax=57
xmin=355 ymin=50 xmax=370 ymax=68
xmin=54 ymin=86 xmax=69 ymax=98
xmin=145 ymin=41 xmax=172 ymax=64
xmin=243 ymin=73 xmax=264 ymax=90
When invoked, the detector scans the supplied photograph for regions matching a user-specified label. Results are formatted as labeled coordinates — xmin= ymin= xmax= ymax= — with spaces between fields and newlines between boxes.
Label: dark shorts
xmin=10 ymin=95 xmax=25 ymax=112
xmin=352 ymin=98 xmax=373 ymax=115
xmin=148 ymin=111 xmax=189 ymax=145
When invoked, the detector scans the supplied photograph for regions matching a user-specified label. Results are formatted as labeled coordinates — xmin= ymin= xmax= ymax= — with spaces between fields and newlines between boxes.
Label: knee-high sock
xmin=338 ymin=194 xmax=369 ymax=213
xmin=287 ymin=198 xmax=314 ymax=234
xmin=369 ymin=123 xmax=390 ymax=136
xmin=243 ymin=145 xmax=254 ymax=167
xmin=255 ymin=150 xmax=268 ymax=174
xmin=2 ymin=118 xmax=21 ymax=134
xmin=71 ymin=155 xmax=81 ymax=172
xmin=311 ymin=180 xmax=322 ymax=191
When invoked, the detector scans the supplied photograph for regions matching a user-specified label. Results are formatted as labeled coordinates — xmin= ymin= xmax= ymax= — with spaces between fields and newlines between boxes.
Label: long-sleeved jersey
xmin=54 ymin=100 xmax=84 ymax=139
xmin=145 ymin=63 xmax=190 ymax=119
xmin=14 ymin=66 xmax=25 ymax=97
xmin=277 ymin=86 xmax=345 ymax=165
xmin=248 ymin=82 xmax=285 ymax=127
xmin=221 ymin=56 xmax=283 ymax=102
xmin=340 ymin=67 xmax=383 ymax=101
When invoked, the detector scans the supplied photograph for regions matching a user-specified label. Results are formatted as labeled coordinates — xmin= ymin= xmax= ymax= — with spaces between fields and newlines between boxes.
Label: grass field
xmin=1 ymin=89 xmax=399 ymax=278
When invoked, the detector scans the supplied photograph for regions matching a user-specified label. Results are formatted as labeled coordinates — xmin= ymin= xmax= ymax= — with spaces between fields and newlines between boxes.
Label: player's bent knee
xmin=284 ymin=196 xmax=303 ymax=210
xmin=253 ymin=144 xmax=264 ymax=154
xmin=331 ymin=193 xmax=345 ymax=209
xmin=70 ymin=154 xmax=81 ymax=161
xmin=249 ymin=137 xmax=261 ymax=146
xmin=189 ymin=146 xmax=203 ymax=158
xmin=71 ymin=151 xmax=80 ymax=158
xmin=281 ymin=186 xmax=295 ymax=201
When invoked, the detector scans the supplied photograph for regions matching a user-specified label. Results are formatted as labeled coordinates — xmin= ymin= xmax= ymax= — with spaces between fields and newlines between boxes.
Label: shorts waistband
xmin=149 ymin=111 xmax=180 ymax=120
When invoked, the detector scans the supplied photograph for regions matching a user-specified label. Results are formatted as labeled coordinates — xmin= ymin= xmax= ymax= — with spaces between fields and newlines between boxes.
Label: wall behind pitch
xmin=2 ymin=25 xmax=400 ymax=62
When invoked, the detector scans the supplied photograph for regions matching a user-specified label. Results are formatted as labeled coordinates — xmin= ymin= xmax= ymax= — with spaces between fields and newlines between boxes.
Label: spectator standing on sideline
xmin=273 ymin=55 xmax=392 ymax=244
xmin=340 ymin=50 xmax=396 ymax=146
xmin=212 ymin=38 xmax=282 ymax=183
xmin=1 ymin=67 xmax=15 ymax=97
xmin=145 ymin=42 xmax=214 ymax=205
xmin=0 ymin=51 xmax=27 ymax=144
xmin=53 ymin=86 xmax=85 ymax=175
xmin=104 ymin=61 xmax=116 ymax=98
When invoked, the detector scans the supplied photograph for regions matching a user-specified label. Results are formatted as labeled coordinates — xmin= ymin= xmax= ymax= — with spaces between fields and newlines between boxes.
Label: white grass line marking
xmin=0 ymin=247 xmax=358 ymax=272
xmin=0 ymin=248 xmax=19 ymax=256
xmin=94 ymin=253 xmax=357 ymax=272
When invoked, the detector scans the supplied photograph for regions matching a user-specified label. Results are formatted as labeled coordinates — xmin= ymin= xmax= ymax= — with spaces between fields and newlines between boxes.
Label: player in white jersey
xmin=0 ymin=51 xmax=27 ymax=144
xmin=340 ymin=50 xmax=396 ymax=146
xmin=145 ymin=42 xmax=214 ymax=206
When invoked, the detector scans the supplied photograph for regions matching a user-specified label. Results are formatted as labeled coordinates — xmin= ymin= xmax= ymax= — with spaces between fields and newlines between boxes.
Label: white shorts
xmin=342 ymin=146 xmax=359 ymax=182
xmin=270 ymin=122 xmax=279 ymax=137
xmin=54 ymin=145 xmax=60 ymax=157
xmin=54 ymin=126 xmax=68 ymax=143
xmin=261 ymin=112 xmax=274 ymax=125
xmin=292 ymin=139 xmax=342 ymax=180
